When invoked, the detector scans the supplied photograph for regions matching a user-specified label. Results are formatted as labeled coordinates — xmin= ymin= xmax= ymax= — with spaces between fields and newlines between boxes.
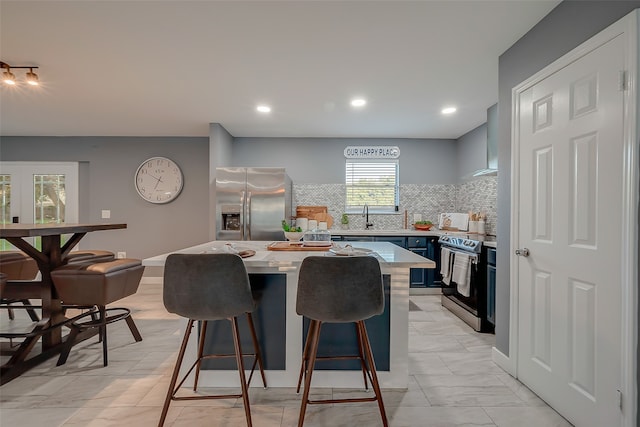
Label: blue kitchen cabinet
xmin=332 ymin=234 xmax=441 ymax=288
xmin=374 ymin=236 xmax=425 ymax=287
xmin=406 ymin=237 xmax=427 ymax=288
xmin=342 ymin=236 xmax=375 ymax=242
xmin=425 ymin=237 xmax=442 ymax=287
xmin=408 ymin=236 xmax=441 ymax=288
xmin=486 ymin=247 xmax=496 ymax=326
xmin=373 ymin=236 xmax=406 ymax=247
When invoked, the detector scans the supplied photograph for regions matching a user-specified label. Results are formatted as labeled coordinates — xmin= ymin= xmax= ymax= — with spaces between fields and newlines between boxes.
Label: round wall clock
xmin=134 ymin=157 xmax=184 ymax=204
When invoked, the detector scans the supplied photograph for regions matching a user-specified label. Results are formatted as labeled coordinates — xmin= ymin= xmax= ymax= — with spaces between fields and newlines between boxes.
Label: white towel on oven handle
xmin=452 ymin=253 xmax=471 ymax=297
xmin=440 ymin=247 xmax=453 ymax=285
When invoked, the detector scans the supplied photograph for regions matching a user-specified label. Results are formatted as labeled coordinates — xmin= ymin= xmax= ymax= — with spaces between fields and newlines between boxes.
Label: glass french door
xmin=0 ymin=162 xmax=79 ymax=250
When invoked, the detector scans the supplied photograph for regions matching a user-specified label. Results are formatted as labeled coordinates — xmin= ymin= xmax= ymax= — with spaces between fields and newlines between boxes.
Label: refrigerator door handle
xmin=240 ymin=191 xmax=245 ymax=240
xmin=246 ymin=191 xmax=252 ymax=240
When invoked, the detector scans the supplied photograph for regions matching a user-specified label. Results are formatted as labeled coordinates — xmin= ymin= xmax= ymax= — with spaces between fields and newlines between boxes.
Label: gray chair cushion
xmin=296 ymin=256 xmax=384 ymax=322
xmin=163 ymin=253 xmax=255 ymax=320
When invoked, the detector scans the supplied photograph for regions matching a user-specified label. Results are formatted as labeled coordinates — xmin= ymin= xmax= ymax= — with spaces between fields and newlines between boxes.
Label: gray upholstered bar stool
xmin=296 ymin=255 xmax=388 ymax=427
xmin=159 ymin=253 xmax=267 ymax=427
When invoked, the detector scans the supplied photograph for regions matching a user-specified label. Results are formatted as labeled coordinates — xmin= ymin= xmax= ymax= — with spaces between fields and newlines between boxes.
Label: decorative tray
xmin=329 ymin=246 xmax=373 ymax=256
xmin=267 ymin=242 xmax=333 ymax=251
xmin=301 ymin=241 xmax=332 ymax=247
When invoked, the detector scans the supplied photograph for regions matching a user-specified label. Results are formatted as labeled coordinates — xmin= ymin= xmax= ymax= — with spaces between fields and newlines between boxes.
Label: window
xmin=0 ymin=162 xmax=78 ymax=250
xmin=33 ymin=174 xmax=66 ymax=224
xmin=345 ymin=160 xmax=399 ymax=213
xmin=0 ymin=175 xmax=10 ymax=225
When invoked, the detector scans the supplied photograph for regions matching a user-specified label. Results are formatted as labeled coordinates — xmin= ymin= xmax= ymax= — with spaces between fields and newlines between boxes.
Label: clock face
xmin=134 ymin=157 xmax=183 ymax=204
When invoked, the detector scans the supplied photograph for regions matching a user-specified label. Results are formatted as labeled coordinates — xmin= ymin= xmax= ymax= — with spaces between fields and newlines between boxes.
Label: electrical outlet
xmin=116 ymin=252 xmax=126 ymax=259
xmin=101 ymin=210 xmax=111 ymax=219
xmin=413 ymin=214 xmax=422 ymax=222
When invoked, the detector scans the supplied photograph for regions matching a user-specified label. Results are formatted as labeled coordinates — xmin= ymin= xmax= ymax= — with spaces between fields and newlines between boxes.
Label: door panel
xmin=569 ymin=133 xmax=598 ymax=247
xmin=247 ymin=168 xmax=288 ymax=241
xmin=215 ymin=167 xmax=246 ymax=241
xmin=531 ymin=269 xmax=551 ymax=370
xmin=0 ymin=162 xmax=78 ymax=250
xmin=569 ymin=278 xmax=596 ymax=399
xmin=516 ymin=34 xmax=624 ymax=427
xmin=532 ymin=146 xmax=553 ymax=242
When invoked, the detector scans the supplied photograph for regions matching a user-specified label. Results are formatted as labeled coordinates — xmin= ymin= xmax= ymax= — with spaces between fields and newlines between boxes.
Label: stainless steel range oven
xmin=438 ymin=235 xmax=493 ymax=333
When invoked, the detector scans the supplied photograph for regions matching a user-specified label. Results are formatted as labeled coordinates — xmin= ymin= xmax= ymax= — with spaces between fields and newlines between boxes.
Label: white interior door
xmin=0 ymin=162 xmax=78 ymax=250
xmin=515 ymin=32 xmax=626 ymax=427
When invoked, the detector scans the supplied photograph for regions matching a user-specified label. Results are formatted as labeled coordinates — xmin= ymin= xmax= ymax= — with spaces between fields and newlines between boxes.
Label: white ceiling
xmin=0 ymin=0 xmax=560 ymax=139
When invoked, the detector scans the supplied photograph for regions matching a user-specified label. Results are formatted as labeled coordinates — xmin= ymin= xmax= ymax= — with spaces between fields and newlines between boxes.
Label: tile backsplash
xmin=293 ymin=176 xmax=497 ymax=236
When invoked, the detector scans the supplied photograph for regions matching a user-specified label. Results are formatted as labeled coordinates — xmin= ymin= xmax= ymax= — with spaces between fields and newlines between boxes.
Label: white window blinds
xmin=345 ymin=160 xmax=399 ymax=213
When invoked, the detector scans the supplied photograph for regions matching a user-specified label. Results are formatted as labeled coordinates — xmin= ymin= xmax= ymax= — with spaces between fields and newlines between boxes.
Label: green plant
xmin=340 ymin=214 xmax=349 ymax=225
xmin=414 ymin=220 xmax=432 ymax=225
xmin=281 ymin=220 xmax=302 ymax=232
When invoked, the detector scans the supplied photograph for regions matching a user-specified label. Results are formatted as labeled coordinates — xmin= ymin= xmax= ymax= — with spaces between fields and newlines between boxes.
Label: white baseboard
xmin=409 ymin=287 xmax=441 ymax=296
xmin=492 ymin=346 xmax=515 ymax=376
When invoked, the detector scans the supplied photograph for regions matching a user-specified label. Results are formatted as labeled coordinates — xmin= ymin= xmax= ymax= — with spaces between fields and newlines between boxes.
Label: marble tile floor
xmin=0 ymin=281 xmax=572 ymax=427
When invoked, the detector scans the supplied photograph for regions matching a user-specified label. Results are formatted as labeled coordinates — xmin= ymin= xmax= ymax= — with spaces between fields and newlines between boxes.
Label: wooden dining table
xmin=0 ymin=222 xmax=126 ymax=384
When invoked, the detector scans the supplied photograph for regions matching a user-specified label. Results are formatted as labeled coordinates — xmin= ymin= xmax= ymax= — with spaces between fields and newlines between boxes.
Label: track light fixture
xmin=1 ymin=61 xmax=40 ymax=86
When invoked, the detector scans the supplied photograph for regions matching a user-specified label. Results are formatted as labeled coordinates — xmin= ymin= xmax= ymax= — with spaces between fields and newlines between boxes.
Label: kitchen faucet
xmin=362 ymin=204 xmax=373 ymax=230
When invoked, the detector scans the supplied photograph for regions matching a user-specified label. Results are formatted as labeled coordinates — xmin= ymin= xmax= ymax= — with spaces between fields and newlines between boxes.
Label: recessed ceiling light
xmin=351 ymin=98 xmax=366 ymax=107
xmin=441 ymin=107 xmax=457 ymax=114
xmin=257 ymin=105 xmax=271 ymax=113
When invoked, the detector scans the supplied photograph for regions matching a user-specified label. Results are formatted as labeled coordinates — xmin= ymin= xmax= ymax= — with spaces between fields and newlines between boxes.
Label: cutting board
xmin=296 ymin=206 xmax=327 ymax=218
xmin=313 ymin=212 xmax=334 ymax=228
xmin=295 ymin=206 xmax=334 ymax=228
xmin=267 ymin=242 xmax=332 ymax=251
xmin=438 ymin=213 xmax=469 ymax=231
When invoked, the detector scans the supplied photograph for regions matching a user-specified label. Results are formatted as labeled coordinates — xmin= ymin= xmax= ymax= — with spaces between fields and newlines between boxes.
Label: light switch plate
xmin=413 ymin=214 xmax=422 ymax=222
xmin=101 ymin=210 xmax=111 ymax=219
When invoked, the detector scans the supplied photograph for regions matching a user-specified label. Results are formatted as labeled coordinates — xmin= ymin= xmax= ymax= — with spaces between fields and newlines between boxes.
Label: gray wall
xmin=0 ymin=137 xmax=210 ymax=262
xmin=456 ymin=123 xmax=487 ymax=182
xmin=0 ymin=133 xmax=460 ymax=261
xmin=496 ymin=0 xmax=640 ymax=383
xmin=230 ymin=137 xmax=458 ymax=184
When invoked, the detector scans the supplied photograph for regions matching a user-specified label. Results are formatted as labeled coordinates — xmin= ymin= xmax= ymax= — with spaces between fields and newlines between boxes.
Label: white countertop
xmin=330 ymin=228 xmax=444 ymax=236
xmin=330 ymin=228 xmax=497 ymax=248
xmin=142 ymin=240 xmax=436 ymax=270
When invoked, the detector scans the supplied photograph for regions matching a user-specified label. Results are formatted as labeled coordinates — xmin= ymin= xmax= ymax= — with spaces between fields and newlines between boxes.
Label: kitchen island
xmin=143 ymin=240 xmax=434 ymax=389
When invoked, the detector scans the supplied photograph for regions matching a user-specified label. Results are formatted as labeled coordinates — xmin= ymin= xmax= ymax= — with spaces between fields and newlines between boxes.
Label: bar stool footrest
xmin=56 ymin=307 xmax=142 ymax=367
xmin=68 ymin=307 xmax=132 ymax=330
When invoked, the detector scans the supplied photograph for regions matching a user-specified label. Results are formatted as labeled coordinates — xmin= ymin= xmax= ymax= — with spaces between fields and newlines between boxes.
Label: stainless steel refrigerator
xmin=215 ymin=167 xmax=292 ymax=241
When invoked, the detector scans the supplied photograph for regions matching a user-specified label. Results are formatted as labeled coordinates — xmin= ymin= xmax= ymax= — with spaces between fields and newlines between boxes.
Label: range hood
xmin=473 ymin=103 xmax=498 ymax=177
